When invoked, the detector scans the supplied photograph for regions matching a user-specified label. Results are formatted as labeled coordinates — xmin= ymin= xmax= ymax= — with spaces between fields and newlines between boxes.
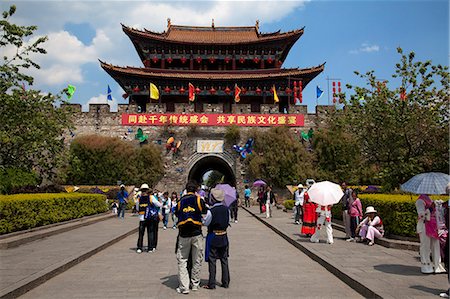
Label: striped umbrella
xmin=400 ymin=172 xmax=450 ymax=195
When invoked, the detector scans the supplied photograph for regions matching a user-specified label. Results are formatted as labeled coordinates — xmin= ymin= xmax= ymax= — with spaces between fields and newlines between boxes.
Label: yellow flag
xmin=273 ymin=85 xmax=279 ymax=103
xmin=150 ymin=83 xmax=159 ymax=100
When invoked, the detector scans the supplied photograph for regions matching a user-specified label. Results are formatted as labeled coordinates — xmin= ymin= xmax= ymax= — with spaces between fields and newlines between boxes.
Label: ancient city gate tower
xmin=71 ymin=19 xmax=326 ymax=191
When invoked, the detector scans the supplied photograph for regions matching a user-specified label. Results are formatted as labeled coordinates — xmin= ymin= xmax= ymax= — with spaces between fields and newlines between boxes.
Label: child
xmin=111 ymin=201 xmax=118 ymax=214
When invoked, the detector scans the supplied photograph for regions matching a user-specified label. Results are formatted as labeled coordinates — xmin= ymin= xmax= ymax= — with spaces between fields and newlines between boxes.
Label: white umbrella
xmin=307 ymin=181 xmax=344 ymax=206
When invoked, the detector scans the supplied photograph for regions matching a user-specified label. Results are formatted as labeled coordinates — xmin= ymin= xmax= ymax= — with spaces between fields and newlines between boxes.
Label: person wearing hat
xmin=294 ymin=184 xmax=305 ymax=225
xmin=356 ymin=206 xmax=384 ymax=246
xmin=136 ymin=183 xmax=162 ymax=253
xmin=175 ymin=181 xmax=208 ymax=294
xmin=116 ymin=184 xmax=129 ymax=219
xmin=132 ymin=187 xmax=140 ymax=215
xmin=202 ymin=187 xmax=230 ymax=290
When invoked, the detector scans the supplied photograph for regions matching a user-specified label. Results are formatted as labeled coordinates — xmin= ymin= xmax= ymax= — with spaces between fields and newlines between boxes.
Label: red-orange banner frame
xmin=122 ymin=113 xmax=304 ymax=127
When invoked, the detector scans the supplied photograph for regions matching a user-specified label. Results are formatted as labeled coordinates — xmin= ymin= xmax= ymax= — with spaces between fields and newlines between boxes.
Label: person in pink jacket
xmin=347 ymin=190 xmax=363 ymax=242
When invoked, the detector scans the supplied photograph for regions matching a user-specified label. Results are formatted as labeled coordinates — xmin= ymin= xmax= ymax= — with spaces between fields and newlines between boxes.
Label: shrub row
xmin=331 ymin=194 xmax=448 ymax=237
xmin=0 ymin=193 xmax=108 ymax=234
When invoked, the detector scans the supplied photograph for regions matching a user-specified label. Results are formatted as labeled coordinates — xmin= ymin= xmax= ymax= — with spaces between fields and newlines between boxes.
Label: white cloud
xmin=349 ymin=42 xmax=380 ymax=54
xmin=83 ymin=94 xmax=117 ymax=112
xmin=10 ymin=1 xmax=307 ymax=86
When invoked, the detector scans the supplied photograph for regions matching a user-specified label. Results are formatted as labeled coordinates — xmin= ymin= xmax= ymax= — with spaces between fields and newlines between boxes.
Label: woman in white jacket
xmin=357 ymin=206 xmax=384 ymax=246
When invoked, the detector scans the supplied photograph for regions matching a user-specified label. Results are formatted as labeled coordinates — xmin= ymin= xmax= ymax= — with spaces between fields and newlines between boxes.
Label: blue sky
xmin=5 ymin=0 xmax=449 ymax=113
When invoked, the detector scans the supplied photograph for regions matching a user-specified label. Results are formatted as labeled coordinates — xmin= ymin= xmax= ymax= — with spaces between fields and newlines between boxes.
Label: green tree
xmin=67 ymin=135 xmax=163 ymax=186
xmin=247 ymin=127 xmax=316 ymax=187
xmin=0 ymin=5 xmax=73 ymax=185
xmin=327 ymin=48 xmax=449 ymax=189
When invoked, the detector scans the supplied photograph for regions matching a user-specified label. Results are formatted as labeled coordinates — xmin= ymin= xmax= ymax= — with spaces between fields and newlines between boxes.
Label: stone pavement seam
xmin=0 ymin=213 xmax=115 ymax=249
xmin=0 ymin=226 xmax=138 ymax=299
xmin=243 ymin=207 xmax=383 ymax=299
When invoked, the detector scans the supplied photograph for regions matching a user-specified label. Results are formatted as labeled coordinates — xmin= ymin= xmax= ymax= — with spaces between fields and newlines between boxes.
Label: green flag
xmin=135 ymin=128 xmax=148 ymax=143
xmin=66 ymin=84 xmax=76 ymax=100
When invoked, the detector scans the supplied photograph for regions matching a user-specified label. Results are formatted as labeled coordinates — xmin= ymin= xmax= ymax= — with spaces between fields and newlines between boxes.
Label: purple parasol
xmin=252 ymin=180 xmax=267 ymax=187
xmin=214 ymin=184 xmax=237 ymax=207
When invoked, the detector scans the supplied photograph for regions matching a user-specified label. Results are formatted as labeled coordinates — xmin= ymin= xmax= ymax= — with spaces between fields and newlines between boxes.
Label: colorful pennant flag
xmin=273 ymin=85 xmax=279 ymax=103
xmin=188 ymin=83 xmax=195 ymax=102
xmin=316 ymin=86 xmax=323 ymax=99
xmin=234 ymin=84 xmax=241 ymax=103
xmin=66 ymin=84 xmax=76 ymax=100
xmin=150 ymin=83 xmax=159 ymax=100
xmin=107 ymin=85 xmax=112 ymax=101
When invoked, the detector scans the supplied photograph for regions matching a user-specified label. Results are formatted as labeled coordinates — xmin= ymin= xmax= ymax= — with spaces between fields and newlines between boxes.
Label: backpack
xmin=144 ymin=200 xmax=159 ymax=220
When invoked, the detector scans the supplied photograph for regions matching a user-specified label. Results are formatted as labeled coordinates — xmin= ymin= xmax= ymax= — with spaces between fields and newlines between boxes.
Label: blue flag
xmin=107 ymin=85 xmax=112 ymax=101
xmin=316 ymin=86 xmax=323 ymax=99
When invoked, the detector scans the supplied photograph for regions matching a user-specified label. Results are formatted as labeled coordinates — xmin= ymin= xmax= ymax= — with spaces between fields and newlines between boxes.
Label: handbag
xmin=262 ymin=204 xmax=267 ymax=213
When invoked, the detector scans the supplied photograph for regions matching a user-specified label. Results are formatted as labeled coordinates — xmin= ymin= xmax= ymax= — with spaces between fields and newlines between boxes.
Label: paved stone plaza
xmin=0 ymin=207 xmax=448 ymax=299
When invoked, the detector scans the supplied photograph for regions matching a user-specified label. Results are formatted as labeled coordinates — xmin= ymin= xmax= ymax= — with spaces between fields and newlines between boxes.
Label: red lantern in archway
xmin=152 ymin=56 xmax=158 ymax=64
xmin=224 ymin=86 xmax=231 ymax=95
xmin=255 ymin=87 xmax=262 ymax=95
xmin=133 ymin=86 xmax=140 ymax=93
xmin=166 ymin=57 xmax=173 ymax=64
xmin=209 ymin=87 xmax=216 ymax=95
xmin=224 ymin=57 xmax=230 ymax=64
xmin=179 ymin=86 xmax=186 ymax=94
xmin=239 ymin=56 xmax=245 ymax=64
xmin=195 ymin=87 xmax=201 ymax=94
xmin=196 ymin=56 xmax=202 ymax=64
xmin=180 ymin=56 xmax=187 ymax=64
xmin=164 ymin=86 xmax=171 ymax=93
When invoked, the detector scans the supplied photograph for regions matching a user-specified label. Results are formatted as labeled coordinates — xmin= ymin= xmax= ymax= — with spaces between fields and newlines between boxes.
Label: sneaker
xmin=172 ymin=226 xmax=176 ymax=229
xmin=163 ymin=226 xmax=167 ymax=230
xmin=136 ymin=249 xmax=142 ymax=253
xmin=368 ymin=241 xmax=374 ymax=246
xmin=191 ymin=285 xmax=199 ymax=291
xmin=310 ymin=239 xmax=319 ymax=243
xmin=234 ymin=220 xmax=238 ymax=223
xmin=439 ymin=291 xmax=449 ymax=298
xmin=346 ymin=238 xmax=355 ymax=242
xmin=176 ymin=287 xmax=189 ymax=294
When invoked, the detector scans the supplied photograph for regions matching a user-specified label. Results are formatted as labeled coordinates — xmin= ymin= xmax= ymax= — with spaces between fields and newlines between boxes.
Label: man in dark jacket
xmin=175 ymin=181 xmax=207 ymax=294
xmin=340 ymin=182 xmax=352 ymax=238
xmin=203 ymin=187 xmax=230 ymax=290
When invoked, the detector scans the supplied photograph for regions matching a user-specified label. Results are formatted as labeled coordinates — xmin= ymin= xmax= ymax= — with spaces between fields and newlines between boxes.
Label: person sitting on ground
xmin=202 ymin=187 xmax=231 ymax=290
xmin=356 ymin=206 xmax=384 ymax=246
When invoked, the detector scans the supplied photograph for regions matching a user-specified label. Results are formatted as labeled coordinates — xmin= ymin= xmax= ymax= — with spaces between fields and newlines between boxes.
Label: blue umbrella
xmin=400 ymin=172 xmax=450 ymax=195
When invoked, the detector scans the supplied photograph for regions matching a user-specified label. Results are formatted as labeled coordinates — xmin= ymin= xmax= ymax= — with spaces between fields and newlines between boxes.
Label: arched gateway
xmin=187 ymin=152 xmax=236 ymax=186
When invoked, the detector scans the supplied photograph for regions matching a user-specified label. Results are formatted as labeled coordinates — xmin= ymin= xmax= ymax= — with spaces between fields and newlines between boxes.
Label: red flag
xmin=188 ymin=83 xmax=195 ymax=102
xmin=234 ymin=84 xmax=241 ymax=103
xmin=400 ymin=87 xmax=407 ymax=101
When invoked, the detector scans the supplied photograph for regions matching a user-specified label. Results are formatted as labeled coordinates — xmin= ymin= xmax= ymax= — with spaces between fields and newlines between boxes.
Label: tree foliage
xmin=0 ymin=5 xmax=73 ymax=184
xmin=67 ymin=135 xmax=164 ymax=186
xmin=319 ymin=48 xmax=449 ymax=189
xmin=247 ymin=127 xmax=316 ymax=187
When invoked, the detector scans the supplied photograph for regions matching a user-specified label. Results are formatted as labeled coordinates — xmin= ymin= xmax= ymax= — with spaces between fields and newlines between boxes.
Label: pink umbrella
xmin=214 ymin=184 xmax=237 ymax=207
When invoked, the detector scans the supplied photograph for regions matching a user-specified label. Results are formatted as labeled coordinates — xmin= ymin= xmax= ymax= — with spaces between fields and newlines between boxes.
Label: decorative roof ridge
xmin=121 ymin=22 xmax=303 ymax=37
xmin=100 ymin=60 xmax=324 ymax=74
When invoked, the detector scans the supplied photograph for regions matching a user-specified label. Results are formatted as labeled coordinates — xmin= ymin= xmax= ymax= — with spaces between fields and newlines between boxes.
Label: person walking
xmin=294 ymin=184 xmax=305 ymax=225
xmin=230 ymin=189 xmax=239 ymax=223
xmin=257 ymin=186 xmax=265 ymax=213
xmin=244 ymin=185 xmax=251 ymax=208
xmin=340 ymin=182 xmax=353 ymax=238
xmin=136 ymin=184 xmax=162 ymax=253
xmin=175 ymin=181 xmax=208 ymax=294
xmin=310 ymin=204 xmax=334 ymax=244
xmin=117 ymin=184 xmax=129 ymax=219
xmin=264 ymin=185 xmax=276 ymax=218
xmin=203 ymin=188 xmax=230 ymax=290
xmin=347 ymin=190 xmax=363 ymax=242
xmin=161 ymin=191 xmax=171 ymax=230
xmin=171 ymin=192 xmax=179 ymax=229
xmin=301 ymin=191 xmax=318 ymax=236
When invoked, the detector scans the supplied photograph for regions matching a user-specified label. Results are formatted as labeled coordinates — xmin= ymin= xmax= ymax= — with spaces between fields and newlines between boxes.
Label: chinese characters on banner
xmin=122 ymin=113 xmax=304 ymax=127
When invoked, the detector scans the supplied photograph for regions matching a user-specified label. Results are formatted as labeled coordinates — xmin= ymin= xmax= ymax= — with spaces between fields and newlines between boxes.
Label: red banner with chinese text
xmin=122 ymin=113 xmax=304 ymax=127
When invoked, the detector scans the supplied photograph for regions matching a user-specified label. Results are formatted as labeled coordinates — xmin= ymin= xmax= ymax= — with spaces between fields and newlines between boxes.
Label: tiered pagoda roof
xmin=101 ymin=20 xmax=324 ymax=104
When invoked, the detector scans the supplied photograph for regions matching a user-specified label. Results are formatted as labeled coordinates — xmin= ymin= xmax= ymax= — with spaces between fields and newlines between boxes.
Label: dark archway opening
xmin=188 ymin=156 xmax=236 ymax=187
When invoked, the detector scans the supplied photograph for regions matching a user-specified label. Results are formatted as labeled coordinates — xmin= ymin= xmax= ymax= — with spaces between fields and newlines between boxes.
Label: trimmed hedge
xmin=0 ymin=193 xmax=108 ymax=234
xmin=331 ymin=194 xmax=448 ymax=237
xmin=283 ymin=200 xmax=295 ymax=210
